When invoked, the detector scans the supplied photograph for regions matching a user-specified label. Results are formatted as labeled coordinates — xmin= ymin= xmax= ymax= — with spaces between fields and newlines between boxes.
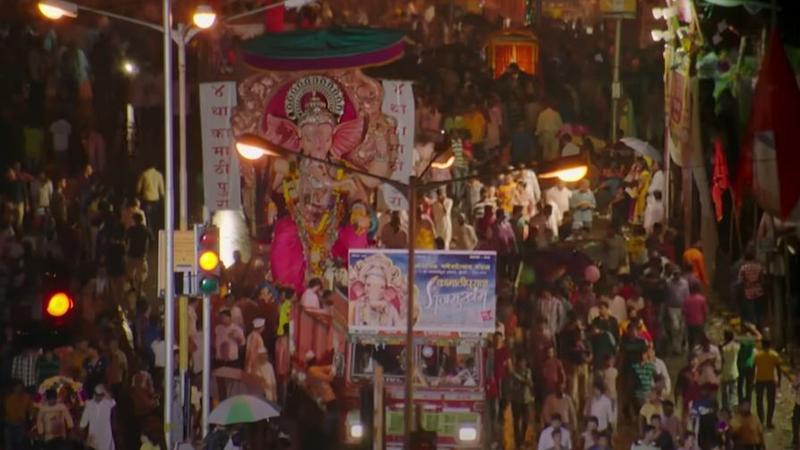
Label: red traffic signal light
xmin=45 ymin=291 xmax=74 ymax=318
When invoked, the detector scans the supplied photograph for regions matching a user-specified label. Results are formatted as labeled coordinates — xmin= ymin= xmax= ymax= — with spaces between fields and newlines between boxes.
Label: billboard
xmin=347 ymin=249 xmax=497 ymax=334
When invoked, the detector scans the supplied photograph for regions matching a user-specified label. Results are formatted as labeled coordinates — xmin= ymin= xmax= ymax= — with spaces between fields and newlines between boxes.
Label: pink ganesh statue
xmin=233 ymin=71 xmax=398 ymax=292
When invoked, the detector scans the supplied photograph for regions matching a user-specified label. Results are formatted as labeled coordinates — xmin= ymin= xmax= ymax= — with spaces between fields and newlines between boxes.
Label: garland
xmin=282 ymin=163 xmax=347 ymax=277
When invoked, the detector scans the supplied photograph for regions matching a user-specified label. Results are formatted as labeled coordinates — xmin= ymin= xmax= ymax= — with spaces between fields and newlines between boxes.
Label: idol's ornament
xmin=232 ymin=28 xmax=405 ymax=292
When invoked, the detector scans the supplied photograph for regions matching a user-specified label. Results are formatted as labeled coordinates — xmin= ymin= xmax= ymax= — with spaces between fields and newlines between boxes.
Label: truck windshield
xmin=418 ymin=342 xmax=480 ymax=388
xmin=351 ymin=343 xmax=406 ymax=380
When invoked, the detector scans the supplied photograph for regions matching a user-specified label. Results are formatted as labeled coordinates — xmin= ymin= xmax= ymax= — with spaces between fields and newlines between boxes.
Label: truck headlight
xmin=458 ymin=426 xmax=478 ymax=442
xmin=349 ymin=423 xmax=364 ymax=439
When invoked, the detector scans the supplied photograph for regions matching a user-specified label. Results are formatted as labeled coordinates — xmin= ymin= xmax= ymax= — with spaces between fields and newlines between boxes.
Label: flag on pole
xmin=735 ymin=30 xmax=800 ymax=219
xmin=712 ymin=138 xmax=730 ymax=222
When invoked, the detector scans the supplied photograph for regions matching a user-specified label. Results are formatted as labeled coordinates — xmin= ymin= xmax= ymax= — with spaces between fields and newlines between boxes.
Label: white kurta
xmin=431 ymin=198 xmax=453 ymax=249
xmin=80 ymin=398 xmax=116 ymax=450
xmin=648 ymin=169 xmax=665 ymax=195
xmin=253 ymin=361 xmax=278 ymax=402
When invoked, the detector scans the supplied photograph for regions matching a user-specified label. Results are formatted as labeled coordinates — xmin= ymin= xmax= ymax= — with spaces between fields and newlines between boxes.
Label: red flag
xmin=735 ymin=30 xmax=800 ymax=219
xmin=712 ymin=138 xmax=730 ymax=222
xmin=264 ymin=0 xmax=285 ymax=33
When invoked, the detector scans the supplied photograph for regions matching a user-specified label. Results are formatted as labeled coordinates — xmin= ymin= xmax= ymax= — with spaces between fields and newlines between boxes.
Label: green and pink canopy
xmin=242 ymin=27 xmax=406 ymax=71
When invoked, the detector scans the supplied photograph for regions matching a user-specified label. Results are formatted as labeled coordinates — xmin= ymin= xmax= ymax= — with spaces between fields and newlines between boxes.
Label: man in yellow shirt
xmin=463 ymin=104 xmax=486 ymax=148
xmin=135 ymin=164 xmax=165 ymax=232
xmin=753 ymin=339 xmax=781 ymax=429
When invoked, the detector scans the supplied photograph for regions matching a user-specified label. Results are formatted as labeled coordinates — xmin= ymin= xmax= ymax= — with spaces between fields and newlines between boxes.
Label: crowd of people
xmin=0 ymin=3 xmax=794 ymax=450
xmin=0 ymin=13 xmax=174 ymax=450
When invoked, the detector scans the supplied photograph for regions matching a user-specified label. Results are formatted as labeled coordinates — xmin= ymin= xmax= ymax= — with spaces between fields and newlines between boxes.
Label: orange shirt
xmin=307 ymin=365 xmax=336 ymax=403
xmin=683 ymin=248 xmax=708 ymax=286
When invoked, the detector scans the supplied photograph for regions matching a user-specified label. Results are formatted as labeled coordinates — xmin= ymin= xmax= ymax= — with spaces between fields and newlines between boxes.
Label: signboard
xmin=347 ymin=249 xmax=496 ymax=334
xmin=379 ymin=80 xmax=415 ymax=211
xmin=600 ymin=0 xmax=636 ymax=17
xmin=157 ymin=230 xmax=197 ymax=295
xmin=199 ymin=82 xmax=241 ymax=212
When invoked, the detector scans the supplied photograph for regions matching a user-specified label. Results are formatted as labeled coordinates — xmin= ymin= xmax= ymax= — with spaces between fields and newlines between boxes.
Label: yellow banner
xmin=600 ymin=0 xmax=636 ymax=17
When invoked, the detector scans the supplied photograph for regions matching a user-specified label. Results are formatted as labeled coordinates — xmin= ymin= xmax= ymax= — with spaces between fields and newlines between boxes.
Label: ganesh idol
xmin=233 ymin=71 xmax=399 ymax=292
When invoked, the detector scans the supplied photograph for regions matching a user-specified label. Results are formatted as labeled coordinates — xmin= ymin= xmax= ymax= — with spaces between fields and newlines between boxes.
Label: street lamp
xmin=38 ymin=0 xmax=77 ymax=19
xmin=537 ymin=154 xmax=590 ymax=183
xmin=192 ymin=5 xmax=217 ymax=29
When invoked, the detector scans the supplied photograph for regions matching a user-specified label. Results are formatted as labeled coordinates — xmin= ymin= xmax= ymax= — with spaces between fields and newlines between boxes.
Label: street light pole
xmin=404 ymin=176 xmax=417 ymax=447
xmin=176 ymin=23 xmax=202 ymax=231
xmin=611 ymin=17 xmax=622 ymax=142
xmin=162 ymin=0 xmax=176 ymax=449
xmin=178 ymin=26 xmax=188 ymax=231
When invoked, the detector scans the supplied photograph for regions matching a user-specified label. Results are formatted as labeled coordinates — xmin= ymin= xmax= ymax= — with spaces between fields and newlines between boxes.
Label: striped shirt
xmin=12 ymin=353 xmax=39 ymax=387
xmin=537 ymin=296 xmax=567 ymax=335
xmin=451 ymin=139 xmax=466 ymax=169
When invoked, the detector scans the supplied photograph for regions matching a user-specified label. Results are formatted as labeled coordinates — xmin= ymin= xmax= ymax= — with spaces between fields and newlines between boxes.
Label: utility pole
xmin=162 ymin=0 xmax=176 ymax=446
xmin=611 ymin=17 xmax=622 ymax=142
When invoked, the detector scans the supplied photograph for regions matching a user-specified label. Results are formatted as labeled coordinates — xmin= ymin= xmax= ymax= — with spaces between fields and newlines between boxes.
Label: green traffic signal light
xmin=199 ymin=277 xmax=219 ymax=294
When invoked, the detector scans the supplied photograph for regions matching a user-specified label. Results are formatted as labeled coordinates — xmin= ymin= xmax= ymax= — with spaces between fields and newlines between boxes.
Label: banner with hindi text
xmin=378 ymin=80 xmax=415 ymax=211
xmin=199 ymin=82 xmax=241 ymax=211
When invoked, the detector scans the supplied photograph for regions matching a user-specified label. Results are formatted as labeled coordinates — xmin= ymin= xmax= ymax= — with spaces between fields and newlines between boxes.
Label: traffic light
xmin=195 ymin=224 xmax=220 ymax=295
xmin=43 ymin=290 xmax=74 ymax=324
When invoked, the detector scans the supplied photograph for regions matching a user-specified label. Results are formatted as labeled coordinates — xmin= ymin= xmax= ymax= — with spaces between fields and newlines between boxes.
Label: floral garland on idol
xmin=36 ymin=375 xmax=85 ymax=405
xmin=282 ymin=163 xmax=347 ymax=278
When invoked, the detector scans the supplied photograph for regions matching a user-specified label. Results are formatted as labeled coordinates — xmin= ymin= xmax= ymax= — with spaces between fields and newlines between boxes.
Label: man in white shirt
xmin=643 ymin=191 xmax=665 ymax=235
xmin=300 ymin=278 xmax=323 ymax=311
xmin=80 ymin=385 xmax=116 ymax=450
xmin=585 ymin=381 xmax=616 ymax=433
xmin=545 ymin=180 xmax=572 ymax=225
xmin=560 ymin=134 xmax=581 ymax=157
xmin=214 ymin=309 xmax=245 ymax=364
xmin=49 ymin=118 xmax=71 ymax=166
xmin=30 ymin=170 xmax=53 ymax=215
xmin=648 ymin=162 xmax=665 ymax=196
xmin=538 ymin=414 xmax=573 ymax=450
xmin=536 ymin=102 xmax=564 ymax=162
xmin=648 ymin=348 xmax=672 ymax=399
xmin=431 ymin=188 xmax=453 ymax=249
xmin=520 ymin=168 xmax=542 ymax=213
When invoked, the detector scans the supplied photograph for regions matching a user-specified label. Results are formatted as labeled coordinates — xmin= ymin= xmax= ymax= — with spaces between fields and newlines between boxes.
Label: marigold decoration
xmin=36 ymin=376 xmax=85 ymax=406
